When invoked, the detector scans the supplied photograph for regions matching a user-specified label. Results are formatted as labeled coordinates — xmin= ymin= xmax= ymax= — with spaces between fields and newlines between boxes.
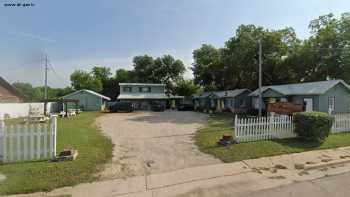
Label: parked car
xmin=108 ymin=102 xmax=134 ymax=112
xmin=177 ymin=104 xmax=194 ymax=111
xmin=151 ymin=101 xmax=165 ymax=112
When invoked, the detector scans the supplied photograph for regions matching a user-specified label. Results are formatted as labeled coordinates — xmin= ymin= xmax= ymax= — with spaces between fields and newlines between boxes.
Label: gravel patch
xmin=96 ymin=111 xmax=221 ymax=179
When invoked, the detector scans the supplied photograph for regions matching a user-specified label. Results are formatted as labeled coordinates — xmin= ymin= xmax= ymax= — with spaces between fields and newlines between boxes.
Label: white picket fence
xmin=331 ymin=113 xmax=350 ymax=133
xmin=0 ymin=116 xmax=57 ymax=163
xmin=234 ymin=115 xmax=296 ymax=142
xmin=234 ymin=113 xmax=350 ymax=143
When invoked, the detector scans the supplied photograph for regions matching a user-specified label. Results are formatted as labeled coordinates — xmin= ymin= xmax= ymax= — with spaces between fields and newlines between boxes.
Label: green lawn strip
xmin=0 ymin=112 xmax=113 ymax=195
xmin=195 ymin=113 xmax=350 ymax=163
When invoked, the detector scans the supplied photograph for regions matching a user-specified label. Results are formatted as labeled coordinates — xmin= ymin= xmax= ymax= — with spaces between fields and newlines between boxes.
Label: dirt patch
xmin=96 ymin=111 xmax=221 ymax=179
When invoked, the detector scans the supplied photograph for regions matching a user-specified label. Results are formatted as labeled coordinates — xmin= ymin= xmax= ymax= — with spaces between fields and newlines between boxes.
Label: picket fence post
xmin=52 ymin=115 xmax=57 ymax=159
xmin=0 ymin=115 xmax=58 ymax=163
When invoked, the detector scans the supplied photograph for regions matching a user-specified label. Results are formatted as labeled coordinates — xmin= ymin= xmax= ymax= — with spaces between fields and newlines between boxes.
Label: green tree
xmin=173 ymin=80 xmax=201 ymax=97
xmin=70 ymin=70 xmax=102 ymax=92
xmin=192 ymin=25 xmax=300 ymax=90
xmin=92 ymin=66 xmax=112 ymax=82
xmin=91 ymin=66 xmax=115 ymax=98
xmin=153 ymin=55 xmax=186 ymax=83
xmin=132 ymin=55 xmax=156 ymax=83
xmin=132 ymin=54 xmax=186 ymax=89
xmin=115 ymin=69 xmax=136 ymax=83
xmin=192 ymin=44 xmax=222 ymax=90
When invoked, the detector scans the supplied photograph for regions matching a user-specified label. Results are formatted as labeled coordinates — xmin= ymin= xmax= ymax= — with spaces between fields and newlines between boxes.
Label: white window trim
xmin=328 ymin=96 xmax=335 ymax=113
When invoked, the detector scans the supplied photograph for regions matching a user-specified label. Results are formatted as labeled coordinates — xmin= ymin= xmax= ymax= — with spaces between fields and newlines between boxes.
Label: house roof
xmin=192 ymin=91 xmax=212 ymax=99
xmin=119 ymin=83 xmax=165 ymax=86
xmin=118 ymin=93 xmax=182 ymax=100
xmin=249 ymin=80 xmax=350 ymax=97
xmin=193 ymin=89 xmax=251 ymax=99
xmin=0 ymin=77 xmax=25 ymax=99
xmin=62 ymin=89 xmax=111 ymax=100
xmin=211 ymin=89 xmax=251 ymax=98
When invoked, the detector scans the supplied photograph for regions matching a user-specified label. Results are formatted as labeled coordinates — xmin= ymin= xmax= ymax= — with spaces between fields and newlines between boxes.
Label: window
xmin=123 ymin=87 xmax=132 ymax=92
xmin=139 ymin=87 xmax=151 ymax=93
xmin=328 ymin=96 xmax=335 ymax=112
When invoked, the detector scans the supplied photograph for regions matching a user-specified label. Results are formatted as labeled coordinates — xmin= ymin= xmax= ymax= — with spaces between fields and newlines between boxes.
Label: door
xmin=304 ymin=98 xmax=313 ymax=112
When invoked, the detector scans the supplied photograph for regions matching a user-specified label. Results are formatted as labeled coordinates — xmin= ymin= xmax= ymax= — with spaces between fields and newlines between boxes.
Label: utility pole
xmin=44 ymin=54 xmax=48 ymax=100
xmin=44 ymin=54 xmax=48 ymax=115
xmin=258 ymin=39 xmax=262 ymax=117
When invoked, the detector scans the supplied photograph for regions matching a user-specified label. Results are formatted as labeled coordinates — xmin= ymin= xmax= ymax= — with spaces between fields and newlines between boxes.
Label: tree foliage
xmin=172 ymin=80 xmax=201 ymax=97
xmin=132 ymin=55 xmax=186 ymax=85
xmin=70 ymin=70 xmax=103 ymax=92
xmin=13 ymin=82 xmax=73 ymax=101
xmin=192 ymin=12 xmax=350 ymax=90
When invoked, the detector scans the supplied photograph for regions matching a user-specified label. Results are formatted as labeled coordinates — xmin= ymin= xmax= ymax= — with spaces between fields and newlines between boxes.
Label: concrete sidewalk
xmin=7 ymin=146 xmax=350 ymax=197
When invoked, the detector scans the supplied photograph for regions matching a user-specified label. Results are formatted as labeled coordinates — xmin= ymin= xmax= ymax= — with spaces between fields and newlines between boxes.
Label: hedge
xmin=293 ymin=112 xmax=334 ymax=143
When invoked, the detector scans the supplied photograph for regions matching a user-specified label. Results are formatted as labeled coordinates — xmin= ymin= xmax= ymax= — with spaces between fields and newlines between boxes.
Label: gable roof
xmin=193 ymin=89 xmax=251 ymax=99
xmin=62 ymin=89 xmax=111 ymax=100
xmin=193 ymin=91 xmax=212 ymax=99
xmin=249 ymin=80 xmax=350 ymax=97
xmin=211 ymin=89 xmax=251 ymax=98
xmin=0 ymin=77 xmax=25 ymax=98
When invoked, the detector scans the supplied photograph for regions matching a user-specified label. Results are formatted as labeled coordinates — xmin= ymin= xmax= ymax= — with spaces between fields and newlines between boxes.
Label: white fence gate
xmin=0 ymin=116 xmax=57 ymax=163
xmin=234 ymin=113 xmax=350 ymax=143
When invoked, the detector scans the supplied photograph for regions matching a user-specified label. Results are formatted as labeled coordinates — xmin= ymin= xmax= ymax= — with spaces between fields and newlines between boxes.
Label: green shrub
xmin=293 ymin=112 xmax=334 ymax=143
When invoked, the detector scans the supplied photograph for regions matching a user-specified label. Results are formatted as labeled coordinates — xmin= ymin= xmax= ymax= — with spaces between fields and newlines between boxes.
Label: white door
xmin=304 ymin=98 xmax=313 ymax=112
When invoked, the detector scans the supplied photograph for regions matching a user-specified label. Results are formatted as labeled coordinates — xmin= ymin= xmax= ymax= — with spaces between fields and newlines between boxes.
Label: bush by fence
xmin=293 ymin=112 xmax=334 ymax=143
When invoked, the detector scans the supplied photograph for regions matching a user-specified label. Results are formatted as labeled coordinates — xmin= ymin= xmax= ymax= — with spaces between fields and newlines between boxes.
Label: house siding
xmin=194 ymin=90 xmax=251 ymax=111
xmin=318 ymin=83 xmax=350 ymax=113
xmin=63 ymin=92 xmax=105 ymax=111
xmin=118 ymin=84 xmax=181 ymax=110
xmin=234 ymin=91 xmax=252 ymax=109
xmin=290 ymin=95 xmax=319 ymax=111
xmin=120 ymin=85 xmax=165 ymax=94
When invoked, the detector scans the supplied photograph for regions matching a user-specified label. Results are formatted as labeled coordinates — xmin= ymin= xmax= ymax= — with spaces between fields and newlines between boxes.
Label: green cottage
xmin=62 ymin=89 xmax=111 ymax=111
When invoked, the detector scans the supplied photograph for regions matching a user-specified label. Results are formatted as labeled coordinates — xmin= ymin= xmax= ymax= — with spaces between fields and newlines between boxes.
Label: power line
xmin=47 ymin=60 xmax=70 ymax=85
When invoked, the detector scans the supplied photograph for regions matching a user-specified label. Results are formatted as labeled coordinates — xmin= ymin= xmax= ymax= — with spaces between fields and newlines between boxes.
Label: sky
xmin=1 ymin=0 xmax=350 ymax=88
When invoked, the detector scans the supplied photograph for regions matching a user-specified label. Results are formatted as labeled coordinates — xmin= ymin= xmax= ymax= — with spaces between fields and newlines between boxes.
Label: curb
xmin=303 ymin=157 xmax=350 ymax=170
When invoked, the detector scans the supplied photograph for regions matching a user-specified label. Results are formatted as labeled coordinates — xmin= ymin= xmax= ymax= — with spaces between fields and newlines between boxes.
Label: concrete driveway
xmin=96 ymin=110 xmax=221 ymax=179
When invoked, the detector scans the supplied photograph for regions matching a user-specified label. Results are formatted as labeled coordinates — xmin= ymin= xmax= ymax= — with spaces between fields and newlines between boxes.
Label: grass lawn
xmin=195 ymin=113 xmax=350 ymax=163
xmin=0 ymin=112 xmax=113 ymax=195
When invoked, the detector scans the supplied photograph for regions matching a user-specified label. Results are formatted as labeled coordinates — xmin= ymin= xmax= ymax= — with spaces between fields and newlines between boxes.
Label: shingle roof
xmin=211 ymin=89 xmax=251 ymax=98
xmin=193 ymin=89 xmax=251 ymax=99
xmin=63 ymin=89 xmax=111 ymax=100
xmin=194 ymin=91 xmax=212 ymax=99
xmin=249 ymin=80 xmax=350 ymax=97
